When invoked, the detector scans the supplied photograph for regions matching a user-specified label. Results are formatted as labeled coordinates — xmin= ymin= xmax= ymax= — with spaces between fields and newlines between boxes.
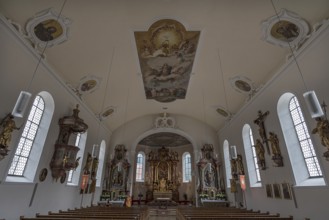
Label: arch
xmin=96 ymin=140 xmax=106 ymax=187
xmin=223 ymin=140 xmax=231 ymax=188
xmin=182 ymin=152 xmax=192 ymax=182
xmin=132 ymin=128 xmax=198 ymax=153
xmin=135 ymin=151 xmax=145 ymax=182
xmin=278 ymin=92 xmax=325 ymax=186
xmin=6 ymin=91 xmax=54 ymax=182
xmin=67 ymin=131 xmax=88 ymax=185
xmin=242 ymin=124 xmax=261 ymax=187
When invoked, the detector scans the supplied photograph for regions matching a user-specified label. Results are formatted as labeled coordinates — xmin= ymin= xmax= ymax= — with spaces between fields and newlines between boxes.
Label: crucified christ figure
xmin=254 ymin=110 xmax=270 ymax=155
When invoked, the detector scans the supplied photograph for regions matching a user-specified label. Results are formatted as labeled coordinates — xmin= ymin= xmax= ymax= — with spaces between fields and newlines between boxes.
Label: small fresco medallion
xmin=230 ymin=76 xmax=254 ymax=94
xmin=270 ymin=20 xmax=299 ymax=43
xmin=261 ymin=9 xmax=310 ymax=49
xmin=34 ymin=19 xmax=63 ymax=42
xmin=25 ymin=8 xmax=71 ymax=49
xmin=216 ymin=107 xmax=229 ymax=117
xmin=235 ymin=80 xmax=251 ymax=92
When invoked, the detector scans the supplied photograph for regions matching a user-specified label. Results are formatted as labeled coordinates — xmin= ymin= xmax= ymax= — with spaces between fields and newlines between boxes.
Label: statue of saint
xmin=159 ymin=178 xmax=167 ymax=192
xmin=0 ymin=114 xmax=20 ymax=147
xmin=268 ymin=132 xmax=281 ymax=156
xmin=236 ymin=155 xmax=245 ymax=175
xmin=255 ymin=139 xmax=266 ymax=170
xmin=312 ymin=117 xmax=329 ymax=149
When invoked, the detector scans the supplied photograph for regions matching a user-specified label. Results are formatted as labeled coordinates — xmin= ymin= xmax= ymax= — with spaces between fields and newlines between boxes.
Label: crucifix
xmin=254 ymin=110 xmax=270 ymax=155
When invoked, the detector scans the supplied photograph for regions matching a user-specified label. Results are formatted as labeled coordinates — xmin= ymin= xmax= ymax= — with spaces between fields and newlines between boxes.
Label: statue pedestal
xmin=153 ymin=191 xmax=172 ymax=200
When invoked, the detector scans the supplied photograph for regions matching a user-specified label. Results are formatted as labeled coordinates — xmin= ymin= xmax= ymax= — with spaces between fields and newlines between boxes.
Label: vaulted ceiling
xmin=1 ymin=0 xmax=328 ymax=134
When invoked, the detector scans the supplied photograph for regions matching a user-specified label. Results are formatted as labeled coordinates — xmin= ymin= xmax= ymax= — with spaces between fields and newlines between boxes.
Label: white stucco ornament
xmin=25 ymin=8 xmax=71 ymax=49
xmin=155 ymin=112 xmax=176 ymax=128
xmin=261 ymin=9 xmax=310 ymax=49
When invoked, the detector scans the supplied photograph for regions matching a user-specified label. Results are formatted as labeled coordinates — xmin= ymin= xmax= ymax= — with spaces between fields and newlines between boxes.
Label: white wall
xmin=0 ymin=16 xmax=111 ymax=220
xmin=218 ymin=20 xmax=329 ymax=220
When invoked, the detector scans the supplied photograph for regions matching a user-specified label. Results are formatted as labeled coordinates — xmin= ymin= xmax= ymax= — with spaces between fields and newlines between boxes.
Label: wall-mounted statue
xmin=254 ymin=110 xmax=270 ymax=155
xmin=230 ymin=159 xmax=238 ymax=180
xmin=312 ymin=115 xmax=329 ymax=160
xmin=255 ymin=139 xmax=266 ymax=170
xmin=236 ymin=154 xmax=245 ymax=175
xmin=268 ymin=132 xmax=283 ymax=166
xmin=0 ymin=113 xmax=20 ymax=160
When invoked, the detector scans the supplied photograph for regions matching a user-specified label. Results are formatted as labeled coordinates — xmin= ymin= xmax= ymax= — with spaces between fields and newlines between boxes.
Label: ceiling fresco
xmin=139 ymin=132 xmax=191 ymax=147
xmin=134 ymin=19 xmax=200 ymax=103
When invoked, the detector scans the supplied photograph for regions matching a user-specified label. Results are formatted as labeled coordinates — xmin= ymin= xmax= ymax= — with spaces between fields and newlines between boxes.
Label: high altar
xmin=145 ymin=146 xmax=181 ymax=202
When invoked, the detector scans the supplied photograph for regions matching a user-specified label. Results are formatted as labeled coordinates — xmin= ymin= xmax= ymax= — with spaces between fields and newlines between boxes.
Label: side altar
xmin=145 ymin=146 xmax=181 ymax=203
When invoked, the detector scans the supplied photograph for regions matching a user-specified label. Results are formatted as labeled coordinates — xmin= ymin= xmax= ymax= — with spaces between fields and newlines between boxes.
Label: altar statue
xmin=159 ymin=178 xmax=167 ymax=192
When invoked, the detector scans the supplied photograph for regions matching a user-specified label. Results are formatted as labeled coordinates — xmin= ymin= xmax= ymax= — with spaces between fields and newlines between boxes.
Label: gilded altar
xmin=197 ymin=144 xmax=223 ymax=199
xmin=105 ymin=145 xmax=131 ymax=197
xmin=146 ymin=146 xmax=180 ymax=202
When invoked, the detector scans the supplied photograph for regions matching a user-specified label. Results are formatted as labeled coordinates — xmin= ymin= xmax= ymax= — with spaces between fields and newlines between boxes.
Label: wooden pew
xmin=20 ymin=206 xmax=147 ymax=220
xmin=177 ymin=207 xmax=293 ymax=220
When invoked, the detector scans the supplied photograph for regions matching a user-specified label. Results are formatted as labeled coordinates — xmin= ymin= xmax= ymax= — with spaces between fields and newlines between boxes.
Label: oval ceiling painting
xmin=34 ymin=19 xmax=63 ymax=42
xmin=270 ymin=20 xmax=299 ymax=43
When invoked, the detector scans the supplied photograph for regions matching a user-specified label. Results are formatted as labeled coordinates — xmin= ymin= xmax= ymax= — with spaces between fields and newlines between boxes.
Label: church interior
xmin=0 ymin=0 xmax=329 ymax=219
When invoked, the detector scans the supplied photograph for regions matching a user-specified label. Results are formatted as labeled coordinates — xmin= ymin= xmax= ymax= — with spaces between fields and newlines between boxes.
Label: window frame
xmin=7 ymin=95 xmax=45 ymax=176
xmin=6 ymin=91 xmax=55 ymax=183
xmin=135 ymin=151 xmax=145 ymax=182
xmin=277 ymin=92 xmax=325 ymax=186
xmin=182 ymin=152 xmax=192 ymax=183
xmin=242 ymin=124 xmax=262 ymax=187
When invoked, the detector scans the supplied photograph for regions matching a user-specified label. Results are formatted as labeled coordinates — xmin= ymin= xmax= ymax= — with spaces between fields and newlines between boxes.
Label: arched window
xmin=67 ymin=133 xmax=82 ymax=183
xmin=136 ymin=152 xmax=145 ymax=182
xmin=96 ymin=140 xmax=106 ymax=187
xmin=223 ymin=140 xmax=232 ymax=187
xmin=242 ymin=124 xmax=262 ymax=187
xmin=67 ymin=132 xmax=88 ymax=186
xmin=278 ymin=93 xmax=324 ymax=186
xmin=182 ymin=152 xmax=191 ymax=182
xmin=7 ymin=92 xmax=54 ymax=182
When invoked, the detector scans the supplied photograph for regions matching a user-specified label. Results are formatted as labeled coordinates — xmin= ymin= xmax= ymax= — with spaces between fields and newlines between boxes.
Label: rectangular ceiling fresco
xmin=134 ymin=19 xmax=200 ymax=103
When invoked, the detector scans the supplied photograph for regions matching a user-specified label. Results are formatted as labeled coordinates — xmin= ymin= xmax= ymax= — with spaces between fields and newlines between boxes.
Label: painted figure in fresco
xmin=312 ymin=117 xmax=329 ymax=149
xmin=0 ymin=114 xmax=20 ymax=147
xmin=34 ymin=22 xmax=57 ymax=41
xmin=255 ymin=139 xmax=266 ymax=170
xmin=275 ymin=21 xmax=299 ymax=42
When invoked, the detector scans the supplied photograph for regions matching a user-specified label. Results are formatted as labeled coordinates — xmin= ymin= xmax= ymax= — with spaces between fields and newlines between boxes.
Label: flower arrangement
xmin=215 ymin=191 xmax=226 ymax=200
xmin=118 ymin=194 xmax=127 ymax=200
xmin=199 ymin=193 xmax=208 ymax=199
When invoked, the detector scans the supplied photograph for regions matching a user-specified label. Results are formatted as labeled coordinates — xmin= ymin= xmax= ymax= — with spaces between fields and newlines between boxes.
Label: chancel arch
xmin=131 ymin=128 xmax=197 ymax=204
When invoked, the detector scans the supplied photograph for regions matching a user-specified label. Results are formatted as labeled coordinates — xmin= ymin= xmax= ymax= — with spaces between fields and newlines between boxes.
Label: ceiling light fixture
xmin=270 ymin=0 xmax=324 ymax=118
xmin=202 ymin=89 xmax=207 ymax=145
xmin=12 ymin=0 xmax=68 ymax=118
xmin=217 ymin=48 xmax=232 ymax=121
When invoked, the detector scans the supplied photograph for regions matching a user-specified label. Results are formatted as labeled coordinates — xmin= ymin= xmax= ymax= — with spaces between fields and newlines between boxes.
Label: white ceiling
xmin=1 ymin=0 xmax=328 ymax=133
